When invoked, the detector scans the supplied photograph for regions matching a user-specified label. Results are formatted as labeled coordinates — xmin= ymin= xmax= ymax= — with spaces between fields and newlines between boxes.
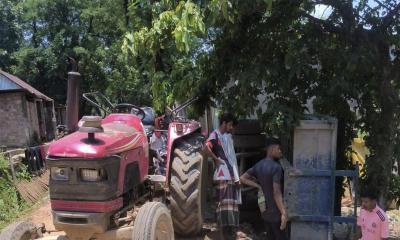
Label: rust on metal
xmin=66 ymin=57 xmax=81 ymax=133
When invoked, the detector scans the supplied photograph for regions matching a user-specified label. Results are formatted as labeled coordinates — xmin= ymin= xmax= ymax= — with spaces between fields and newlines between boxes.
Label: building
xmin=0 ymin=70 xmax=56 ymax=147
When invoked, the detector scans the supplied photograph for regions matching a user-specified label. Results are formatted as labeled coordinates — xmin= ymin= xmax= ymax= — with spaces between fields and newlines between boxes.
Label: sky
xmin=312 ymin=4 xmax=333 ymax=19
xmin=311 ymin=0 xmax=382 ymax=20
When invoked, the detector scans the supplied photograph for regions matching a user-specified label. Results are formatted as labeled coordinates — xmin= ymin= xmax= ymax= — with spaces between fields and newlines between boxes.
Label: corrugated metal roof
xmin=0 ymin=74 xmax=20 ymax=90
xmin=0 ymin=69 xmax=53 ymax=101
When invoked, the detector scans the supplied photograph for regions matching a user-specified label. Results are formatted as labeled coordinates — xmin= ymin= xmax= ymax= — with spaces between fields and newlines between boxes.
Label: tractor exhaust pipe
xmin=66 ymin=57 xmax=81 ymax=133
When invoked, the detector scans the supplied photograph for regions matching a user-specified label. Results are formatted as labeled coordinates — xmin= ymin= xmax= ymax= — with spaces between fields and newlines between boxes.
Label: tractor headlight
xmin=51 ymin=167 xmax=69 ymax=181
xmin=80 ymin=168 xmax=107 ymax=182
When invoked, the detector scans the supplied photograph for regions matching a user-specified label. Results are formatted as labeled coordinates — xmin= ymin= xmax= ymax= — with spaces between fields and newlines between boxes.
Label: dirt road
xmin=21 ymin=195 xmax=263 ymax=240
xmin=21 ymin=195 xmax=400 ymax=240
xmin=23 ymin=196 xmax=61 ymax=236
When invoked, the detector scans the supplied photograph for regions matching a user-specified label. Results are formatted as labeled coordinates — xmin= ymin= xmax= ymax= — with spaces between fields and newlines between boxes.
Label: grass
xmin=0 ymin=154 xmax=35 ymax=230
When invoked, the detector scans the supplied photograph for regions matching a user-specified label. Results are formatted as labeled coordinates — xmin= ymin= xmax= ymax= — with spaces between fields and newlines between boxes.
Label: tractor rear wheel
xmin=170 ymin=134 xmax=205 ymax=236
xmin=132 ymin=202 xmax=174 ymax=240
xmin=0 ymin=221 xmax=35 ymax=240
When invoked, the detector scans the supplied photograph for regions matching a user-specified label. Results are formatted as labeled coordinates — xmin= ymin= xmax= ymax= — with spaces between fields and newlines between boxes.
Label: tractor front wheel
xmin=132 ymin=202 xmax=174 ymax=240
xmin=0 ymin=221 xmax=37 ymax=240
xmin=169 ymin=134 xmax=205 ymax=236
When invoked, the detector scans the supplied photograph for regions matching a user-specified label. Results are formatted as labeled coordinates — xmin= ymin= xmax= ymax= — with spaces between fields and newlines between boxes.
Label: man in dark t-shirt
xmin=240 ymin=137 xmax=287 ymax=240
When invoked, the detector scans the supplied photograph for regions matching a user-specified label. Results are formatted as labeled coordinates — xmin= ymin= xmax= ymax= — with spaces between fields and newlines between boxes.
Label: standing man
xmin=204 ymin=113 xmax=244 ymax=239
xmin=240 ymin=138 xmax=287 ymax=240
xmin=354 ymin=188 xmax=389 ymax=240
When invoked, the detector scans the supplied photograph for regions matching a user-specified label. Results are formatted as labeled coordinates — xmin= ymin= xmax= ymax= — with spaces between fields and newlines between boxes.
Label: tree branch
xmin=311 ymin=0 xmax=356 ymax=34
xmin=381 ymin=3 xmax=400 ymax=30
xmin=371 ymin=0 xmax=392 ymax=11
xmin=365 ymin=4 xmax=382 ymax=15
xmin=301 ymin=11 xmax=342 ymax=34
xmin=338 ymin=1 xmax=356 ymax=32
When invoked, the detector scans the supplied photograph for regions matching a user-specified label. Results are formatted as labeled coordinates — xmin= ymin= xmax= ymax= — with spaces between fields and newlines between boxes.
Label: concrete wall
xmin=0 ymin=92 xmax=31 ymax=147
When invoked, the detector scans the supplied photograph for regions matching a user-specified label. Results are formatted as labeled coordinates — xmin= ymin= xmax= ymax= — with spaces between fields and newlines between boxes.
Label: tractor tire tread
xmin=132 ymin=202 xmax=174 ymax=240
xmin=170 ymin=134 xmax=205 ymax=236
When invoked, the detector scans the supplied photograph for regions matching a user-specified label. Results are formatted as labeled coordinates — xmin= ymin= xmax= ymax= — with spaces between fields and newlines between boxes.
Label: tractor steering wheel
xmin=113 ymin=103 xmax=146 ymax=120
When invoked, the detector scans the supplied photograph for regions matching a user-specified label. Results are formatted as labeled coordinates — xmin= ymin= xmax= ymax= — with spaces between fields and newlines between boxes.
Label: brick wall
xmin=0 ymin=92 xmax=31 ymax=147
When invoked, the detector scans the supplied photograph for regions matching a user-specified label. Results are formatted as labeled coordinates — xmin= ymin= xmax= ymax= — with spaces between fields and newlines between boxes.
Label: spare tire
xmin=0 ymin=221 xmax=35 ymax=240
xmin=132 ymin=202 xmax=174 ymax=240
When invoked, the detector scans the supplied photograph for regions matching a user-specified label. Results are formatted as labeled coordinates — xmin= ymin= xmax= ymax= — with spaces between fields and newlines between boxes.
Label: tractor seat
xmin=141 ymin=107 xmax=155 ymax=137
xmin=141 ymin=107 xmax=155 ymax=126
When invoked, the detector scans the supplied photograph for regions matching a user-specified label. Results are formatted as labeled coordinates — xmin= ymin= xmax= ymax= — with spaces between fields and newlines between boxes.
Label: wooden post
xmin=6 ymin=152 xmax=17 ymax=182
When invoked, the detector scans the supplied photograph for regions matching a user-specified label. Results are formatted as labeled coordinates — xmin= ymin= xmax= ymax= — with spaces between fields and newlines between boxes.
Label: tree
xmin=0 ymin=1 xmax=22 ymax=70
xmin=124 ymin=0 xmax=400 ymax=206
xmin=122 ymin=0 xmax=207 ymax=111
xmin=295 ymin=0 xmax=400 ymax=206
xmin=2 ymin=0 xmax=399 ymax=207
xmin=5 ymin=0 xmax=151 ymax=107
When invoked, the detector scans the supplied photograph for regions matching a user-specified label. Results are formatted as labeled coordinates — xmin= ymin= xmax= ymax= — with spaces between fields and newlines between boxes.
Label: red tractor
xmin=0 ymin=71 xmax=206 ymax=240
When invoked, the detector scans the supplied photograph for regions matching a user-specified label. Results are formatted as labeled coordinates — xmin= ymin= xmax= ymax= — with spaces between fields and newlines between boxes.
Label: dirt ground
xmin=17 ymin=195 xmax=400 ymax=240
xmin=24 ymin=196 xmax=60 ymax=236
xmin=21 ymin=195 xmax=266 ymax=240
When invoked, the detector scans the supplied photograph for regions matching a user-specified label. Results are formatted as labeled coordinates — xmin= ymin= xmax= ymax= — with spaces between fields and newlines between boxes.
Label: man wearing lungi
xmin=204 ymin=113 xmax=245 ymax=239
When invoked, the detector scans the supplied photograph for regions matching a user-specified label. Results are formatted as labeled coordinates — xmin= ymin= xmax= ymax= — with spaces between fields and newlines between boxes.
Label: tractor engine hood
xmin=48 ymin=114 xmax=147 ymax=158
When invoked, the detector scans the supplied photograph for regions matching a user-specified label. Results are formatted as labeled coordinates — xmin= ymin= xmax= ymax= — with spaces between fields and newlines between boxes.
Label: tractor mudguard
xmin=164 ymin=121 xmax=201 ymax=184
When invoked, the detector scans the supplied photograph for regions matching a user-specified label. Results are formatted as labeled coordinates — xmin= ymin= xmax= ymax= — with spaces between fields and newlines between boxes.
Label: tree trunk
xmin=124 ymin=0 xmax=129 ymax=28
xmin=334 ymin=118 xmax=348 ymax=216
xmin=367 ymin=62 xmax=397 ymax=209
xmin=32 ymin=18 xmax=38 ymax=48
xmin=378 ymin=66 xmax=396 ymax=209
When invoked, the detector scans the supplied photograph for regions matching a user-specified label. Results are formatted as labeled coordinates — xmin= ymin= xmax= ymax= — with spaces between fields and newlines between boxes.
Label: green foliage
xmin=125 ymin=1 xmax=205 ymax=54
xmin=121 ymin=0 xmax=210 ymax=111
xmin=0 ymin=154 xmax=12 ymax=182
xmin=2 ymin=0 xmax=151 ymax=107
xmin=0 ymin=0 xmax=22 ymax=70
xmin=123 ymin=0 xmax=400 ymax=205
xmin=2 ymin=0 xmax=400 ymax=206
xmin=16 ymin=163 xmax=32 ymax=181
xmin=0 ymin=155 xmax=30 ymax=228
